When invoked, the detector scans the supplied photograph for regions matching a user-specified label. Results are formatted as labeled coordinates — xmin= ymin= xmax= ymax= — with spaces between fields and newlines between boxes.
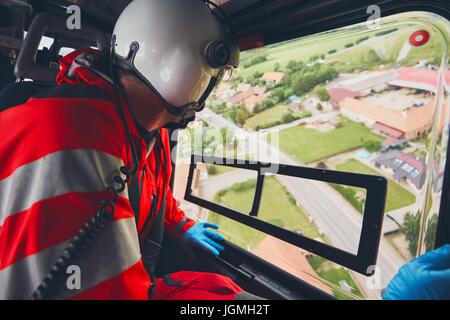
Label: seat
xmin=0 ymin=12 xmax=109 ymax=112
xmin=0 ymin=52 xmax=15 ymax=91
xmin=15 ymin=12 xmax=109 ymax=84
xmin=0 ymin=81 xmax=53 ymax=112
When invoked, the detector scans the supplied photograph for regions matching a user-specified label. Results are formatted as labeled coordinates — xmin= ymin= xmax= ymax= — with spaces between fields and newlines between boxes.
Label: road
xmin=196 ymin=109 xmax=406 ymax=299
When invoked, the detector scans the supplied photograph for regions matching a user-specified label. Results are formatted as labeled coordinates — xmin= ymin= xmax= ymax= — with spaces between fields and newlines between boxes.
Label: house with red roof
xmin=262 ymin=71 xmax=285 ymax=84
xmin=328 ymin=87 xmax=360 ymax=109
xmin=227 ymin=85 xmax=268 ymax=112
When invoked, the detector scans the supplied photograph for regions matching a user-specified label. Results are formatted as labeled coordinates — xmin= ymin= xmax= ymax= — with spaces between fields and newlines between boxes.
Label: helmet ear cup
xmin=205 ymin=41 xmax=232 ymax=69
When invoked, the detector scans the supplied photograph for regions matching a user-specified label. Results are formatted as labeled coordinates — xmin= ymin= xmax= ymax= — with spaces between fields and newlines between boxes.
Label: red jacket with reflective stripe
xmin=0 ymin=48 xmax=195 ymax=299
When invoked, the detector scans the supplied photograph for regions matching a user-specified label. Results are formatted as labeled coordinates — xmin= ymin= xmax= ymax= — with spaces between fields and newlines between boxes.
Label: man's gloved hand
xmin=382 ymin=244 xmax=450 ymax=300
xmin=180 ymin=222 xmax=225 ymax=256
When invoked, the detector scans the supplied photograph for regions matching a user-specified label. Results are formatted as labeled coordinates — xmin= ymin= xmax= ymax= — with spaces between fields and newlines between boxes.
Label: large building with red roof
xmin=328 ymin=87 xmax=360 ymax=109
xmin=388 ymin=67 xmax=450 ymax=94
xmin=338 ymin=67 xmax=447 ymax=140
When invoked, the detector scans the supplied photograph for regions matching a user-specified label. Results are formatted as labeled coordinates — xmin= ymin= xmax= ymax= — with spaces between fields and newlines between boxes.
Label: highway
xmin=196 ymin=108 xmax=406 ymax=299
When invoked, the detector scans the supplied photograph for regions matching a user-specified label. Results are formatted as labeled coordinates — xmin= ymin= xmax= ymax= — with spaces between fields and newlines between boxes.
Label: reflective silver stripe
xmin=0 ymin=241 xmax=68 ymax=300
xmin=0 ymin=149 xmax=128 ymax=226
xmin=0 ymin=217 xmax=141 ymax=300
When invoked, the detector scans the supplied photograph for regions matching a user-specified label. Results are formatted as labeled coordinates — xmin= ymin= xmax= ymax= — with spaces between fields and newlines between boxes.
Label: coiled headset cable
xmin=30 ymin=165 xmax=133 ymax=300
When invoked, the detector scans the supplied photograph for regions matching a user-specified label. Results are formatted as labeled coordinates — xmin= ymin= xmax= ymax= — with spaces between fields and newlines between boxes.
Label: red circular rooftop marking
xmin=409 ymin=30 xmax=430 ymax=47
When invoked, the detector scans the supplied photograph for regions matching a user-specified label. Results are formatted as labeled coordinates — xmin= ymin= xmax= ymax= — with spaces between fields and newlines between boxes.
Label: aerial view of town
xmin=172 ymin=13 xmax=449 ymax=300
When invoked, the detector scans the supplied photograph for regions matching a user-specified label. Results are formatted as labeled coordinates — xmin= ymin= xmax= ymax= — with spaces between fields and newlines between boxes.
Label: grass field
xmin=329 ymin=26 xmax=444 ymax=71
xmin=243 ymin=104 xmax=310 ymax=130
xmin=244 ymin=105 xmax=288 ymax=129
xmin=208 ymin=176 xmax=321 ymax=248
xmin=335 ymin=159 xmax=416 ymax=212
xmin=238 ymin=18 xmax=444 ymax=79
xmin=270 ymin=118 xmax=383 ymax=164
xmin=238 ymin=27 xmax=388 ymax=79
xmin=307 ymin=255 xmax=363 ymax=299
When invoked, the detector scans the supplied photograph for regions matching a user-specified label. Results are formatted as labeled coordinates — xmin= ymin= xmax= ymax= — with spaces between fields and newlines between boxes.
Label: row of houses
xmin=214 ymin=71 xmax=286 ymax=112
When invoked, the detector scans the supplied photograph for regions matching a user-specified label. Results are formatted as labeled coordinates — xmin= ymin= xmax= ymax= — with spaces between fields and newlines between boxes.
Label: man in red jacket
xmin=0 ymin=0 xmax=259 ymax=300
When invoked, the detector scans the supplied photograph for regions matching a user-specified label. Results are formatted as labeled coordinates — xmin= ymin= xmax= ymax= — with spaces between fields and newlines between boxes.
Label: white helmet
xmin=112 ymin=0 xmax=239 ymax=116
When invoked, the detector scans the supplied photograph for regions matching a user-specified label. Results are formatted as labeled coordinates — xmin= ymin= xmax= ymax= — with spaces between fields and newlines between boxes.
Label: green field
xmin=271 ymin=118 xmax=383 ymax=164
xmin=237 ymin=19 xmax=444 ymax=79
xmin=307 ymin=256 xmax=363 ymax=300
xmin=243 ymin=104 xmax=310 ymax=130
xmin=329 ymin=26 xmax=444 ymax=71
xmin=208 ymin=176 xmax=321 ymax=248
xmin=244 ymin=105 xmax=288 ymax=129
xmin=238 ymin=27 xmax=390 ymax=79
xmin=335 ymin=159 xmax=416 ymax=212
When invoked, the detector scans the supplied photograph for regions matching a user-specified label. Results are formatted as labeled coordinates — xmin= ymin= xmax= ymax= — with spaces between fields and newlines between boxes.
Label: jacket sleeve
xmin=0 ymin=95 xmax=150 ymax=299
xmin=158 ymin=129 xmax=196 ymax=238
xmin=164 ymin=185 xmax=196 ymax=238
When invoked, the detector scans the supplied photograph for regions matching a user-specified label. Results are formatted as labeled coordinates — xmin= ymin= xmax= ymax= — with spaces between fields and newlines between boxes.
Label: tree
xmin=243 ymin=55 xmax=267 ymax=68
xmin=316 ymin=103 xmax=323 ymax=111
xmin=271 ymin=88 xmax=286 ymax=103
xmin=328 ymin=49 xmax=337 ymax=54
xmin=286 ymin=60 xmax=304 ymax=74
xmin=207 ymin=165 xmax=217 ymax=175
xmin=366 ymin=49 xmax=381 ymax=64
xmin=309 ymin=54 xmax=320 ymax=62
xmin=286 ymin=60 xmax=299 ymax=73
xmin=316 ymin=162 xmax=328 ymax=169
xmin=363 ymin=140 xmax=382 ymax=152
xmin=356 ymin=36 xmax=369 ymax=44
xmin=253 ymin=71 xmax=263 ymax=79
xmin=274 ymin=62 xmax=281 ymax=72
xmin=234 ymin=107 xmax=250 ymax=126
xmin=313 ymin=85 xmax=330 ymax=101
xmin=262 ymin=99 xmax=275 ymax=109
xmin=252 ymin=103 xmax=262 ymax=114
xmin=291 ymin=64 xmax=338 ymax=96
xmin=284 ymin=87 xmax=294 ymax=98
xmin=425 ymin=214 xmax=438 ymax=252
xmin=281 ymin=112 xmax=295 ymax=123
xmin=401 ymin=211 xmax=421 ymax=257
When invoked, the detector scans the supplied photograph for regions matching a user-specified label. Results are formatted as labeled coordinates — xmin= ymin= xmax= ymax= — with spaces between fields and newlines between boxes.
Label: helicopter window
xmin=172 ymin=11 xmax=449 ymax=299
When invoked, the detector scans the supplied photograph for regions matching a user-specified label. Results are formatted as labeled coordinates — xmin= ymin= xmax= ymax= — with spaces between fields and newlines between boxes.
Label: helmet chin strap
xmin=164 ymin=113 xmax=197 ymax=130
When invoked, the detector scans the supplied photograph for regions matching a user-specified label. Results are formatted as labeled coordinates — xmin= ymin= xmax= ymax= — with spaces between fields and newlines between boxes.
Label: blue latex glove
xmin=180 ymin=222 xmax=225 ymax=256
xmin=383 ymin=244 xmax=450 ymax=300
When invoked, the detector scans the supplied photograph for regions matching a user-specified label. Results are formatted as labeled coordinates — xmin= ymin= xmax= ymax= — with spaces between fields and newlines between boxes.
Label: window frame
xmin=184 ymin=154 xmax=387 ymax=275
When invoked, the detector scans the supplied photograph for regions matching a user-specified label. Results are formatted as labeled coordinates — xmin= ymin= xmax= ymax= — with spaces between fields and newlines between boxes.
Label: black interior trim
xmin=32 ymin=84 xmax=112 ymax=100
xmin=185 ymin=155 xmax=388 ymax=276
xmin=156 ymin=235 xmax=335 ymax=300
